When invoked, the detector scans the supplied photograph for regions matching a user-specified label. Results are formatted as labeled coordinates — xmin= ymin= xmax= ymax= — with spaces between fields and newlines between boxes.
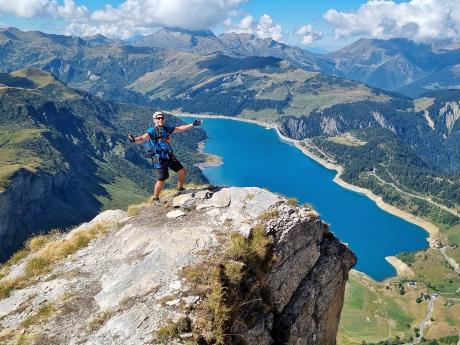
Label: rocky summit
xmin=0 ymin=187 xmax=356 ymax=345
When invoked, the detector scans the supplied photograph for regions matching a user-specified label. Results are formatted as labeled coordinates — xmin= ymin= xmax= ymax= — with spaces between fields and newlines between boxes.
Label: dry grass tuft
xmin=156 ymin=293 xmax=180 ymax=306
xmin=302 ymin=202 xmax=313 ymax=210
xmin=249 ymin=224 xmax=273 ymax=259
xmin=127 ymin=202 xmax=150 ymax=216
xmin=196 ymin=267 xmax=230 ymax=345
xmin=180 ymin=223 xmax=275 ymax=344
xmin=287 ymin=197 xmax=298 ymax=206
xmin=26 ymin=229 xmax=61 ymax=252
xmin=87 ymin=310 xmax=114 ymax=332
xmin=0 ymin=283 xmax=13 ymax=299
xmin=0 ymin=222 xmax=111 ymax=301
xmin=16 ymin=332 xmax=41 ymax=345
xmin=0 ymin=276 xmax=27 ymax=300
xmin=258 ymin=209 xmax=279 ymax=221
xmin=181 ymin=262 xmax=215 ymax=294
xmin=23 ymin=222 xmax=109 ymax=279
xmin=226 ymin=224 xmax=272 ymax=261
xmin=3 ymin=250 xmax=28 ymax=267
xmin=24 ymin=256 xmax=52 ymax=277
xmin=155 ymin=317 xmax=191 ymax=343
xmin=1 ymin=331 xmax=42 ymax=345
xmin=224 ymin=261 xmax=245 ymax=285
xmin=225 ymin=232 xmax=251 ymax=260
xmin=0 ymin=229 xmax=61 ymax=273
xmin=20 ymin=302 xmax=56 ymax=328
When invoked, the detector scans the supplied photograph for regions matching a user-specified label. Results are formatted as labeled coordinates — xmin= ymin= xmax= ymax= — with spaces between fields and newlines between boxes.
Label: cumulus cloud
xmin=225 ymin=14 xmax=283 ymax=41
xmin=224 ymin=15 xmax=254 ymax=34
xmin=1 ymin=0 xmax=248 ymax=38
xmin=256 ymin=14 xmax=282 ymax=41
xmin=69 ymin=0 xmax=249 ymax=38
xmin=0 ymin=0 xmax=49 ymax=17
xmin=324 ymin=0 xmax=460 ymax=42
xmin=84 ymin=0 xmax=246 ymax=31
xmin=295 ymin=24 xmax=323 ymax=45
xmin=0 ymin=0 xmax=87 ymax=19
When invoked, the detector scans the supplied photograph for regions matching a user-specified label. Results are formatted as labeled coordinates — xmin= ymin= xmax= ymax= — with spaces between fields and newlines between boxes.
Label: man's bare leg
xmin=153 ymin=180 xmax=165 ymax=199
xmin=177 ymin=168 xmax=186 ymax=189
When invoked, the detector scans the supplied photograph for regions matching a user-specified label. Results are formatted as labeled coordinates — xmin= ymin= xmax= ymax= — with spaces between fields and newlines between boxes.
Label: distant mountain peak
xmin=82 ymin=33 xmax=117 ymax=45
xmin=1 ymin=26 xmax=21 ymax=33
xmin=84 ymin=33 xmax=107 ymax=40
xmin=218 ymin=32 xmax=283 ymax=46
xmin=219 ymin=32 xmax=256 ymax=40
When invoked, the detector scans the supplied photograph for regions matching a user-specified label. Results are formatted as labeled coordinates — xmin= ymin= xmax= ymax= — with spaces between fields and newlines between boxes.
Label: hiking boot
xmin=177 ymin=187 xmax=186 ymax=193
xmin=151 ymin=197 xmax=161 ymax=205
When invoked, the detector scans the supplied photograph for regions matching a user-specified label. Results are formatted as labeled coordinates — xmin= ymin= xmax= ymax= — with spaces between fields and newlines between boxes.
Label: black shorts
xmin=155 ymin=158 xmax=184 ymax=181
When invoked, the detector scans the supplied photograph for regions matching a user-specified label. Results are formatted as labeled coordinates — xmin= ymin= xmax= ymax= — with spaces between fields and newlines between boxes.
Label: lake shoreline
xmin=195 ymin=141 xmax=223 ymax=169
xmin=176 ymin=112 xmax=439 ymax=279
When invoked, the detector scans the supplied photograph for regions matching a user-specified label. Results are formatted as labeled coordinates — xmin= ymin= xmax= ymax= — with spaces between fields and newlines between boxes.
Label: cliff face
xmin=0 ymin=169 xmax=101 ymax=262
xmin=0 ymin=187 xmax=356 ymax=345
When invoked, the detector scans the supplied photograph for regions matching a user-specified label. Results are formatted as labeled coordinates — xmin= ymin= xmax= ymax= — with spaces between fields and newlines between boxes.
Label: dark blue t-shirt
xmin=146 ymin=125 xmax=175 ymax=140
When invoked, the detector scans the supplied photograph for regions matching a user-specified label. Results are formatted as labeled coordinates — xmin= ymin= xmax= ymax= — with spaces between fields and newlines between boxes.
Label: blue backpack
xmin=144 ymin=126 xmax=174 ymax=161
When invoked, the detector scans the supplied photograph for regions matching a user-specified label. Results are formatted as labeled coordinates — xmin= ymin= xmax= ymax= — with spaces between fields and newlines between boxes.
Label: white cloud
xmin=0 ymin=0 xmax=49 ymax=17
xmin=0 ymin=0 xmax=87 ymax=19
xmin=225 ymin=14 xmax=283 ymax=41
xmin=51 ymin=0 xmax=88 ymax=20
xmin=256 ymin=14 xmax=282 ymax=41
xmin=223 ymin=15 xmax=253 ymax=34
xmin=66 ymin=0 xmax=250 ymax=38
xmin=1 ymin=0 xmax=248 ymax=39
xmin=82 ymin=0 xmax=247 ymax=32
xmin=324 ymin=0 xmax=460 ymax=42
xmin=295 ymin=24 xmax=323 ymax=45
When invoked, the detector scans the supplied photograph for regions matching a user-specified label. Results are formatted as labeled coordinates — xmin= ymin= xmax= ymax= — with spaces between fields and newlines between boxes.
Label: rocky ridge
xmin=0 ymin=186 xmax=356 ymax=344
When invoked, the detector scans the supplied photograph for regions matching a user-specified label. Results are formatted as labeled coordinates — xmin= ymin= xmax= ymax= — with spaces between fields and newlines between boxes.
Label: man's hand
xmin=128 ymin=133 xmax=135 ymax=143
xmin=192 ymin=119 xmax=203 ymax=127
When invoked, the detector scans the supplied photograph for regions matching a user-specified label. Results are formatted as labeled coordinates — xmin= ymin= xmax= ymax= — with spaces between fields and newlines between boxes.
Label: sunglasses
xmin=155 ymin=117 xmax=164 ymax=120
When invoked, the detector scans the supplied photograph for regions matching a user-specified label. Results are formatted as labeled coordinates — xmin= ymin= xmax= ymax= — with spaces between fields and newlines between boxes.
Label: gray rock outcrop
xmin=0 ymin=169 xmax=100 ymax=262
xmin=0 ymin=186 xmax=356 ymax=344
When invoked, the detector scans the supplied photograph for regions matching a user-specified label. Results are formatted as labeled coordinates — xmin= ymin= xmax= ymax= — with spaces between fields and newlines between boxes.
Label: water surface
xmin=180 ymin=116 xmax=428 ymax=281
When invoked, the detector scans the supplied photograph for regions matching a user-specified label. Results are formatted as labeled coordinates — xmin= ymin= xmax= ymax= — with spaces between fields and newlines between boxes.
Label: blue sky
xmin=0 ymin=0 xmax=458 ymax=52
xmin=228 ymin=0 xmax=375 ymax=51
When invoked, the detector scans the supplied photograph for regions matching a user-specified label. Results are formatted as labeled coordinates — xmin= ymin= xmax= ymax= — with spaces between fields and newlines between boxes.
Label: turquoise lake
xmin=180 ymin=116 xmax=429 ymax=281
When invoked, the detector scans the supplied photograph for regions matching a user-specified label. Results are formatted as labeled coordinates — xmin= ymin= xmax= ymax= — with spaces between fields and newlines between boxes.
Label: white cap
xmin=153 ymin=111 xmax=165 ymax=120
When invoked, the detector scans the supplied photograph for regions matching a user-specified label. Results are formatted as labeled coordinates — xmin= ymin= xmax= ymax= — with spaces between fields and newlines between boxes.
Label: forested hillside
xmin=0 ymin=68 xmax=207 ymax=261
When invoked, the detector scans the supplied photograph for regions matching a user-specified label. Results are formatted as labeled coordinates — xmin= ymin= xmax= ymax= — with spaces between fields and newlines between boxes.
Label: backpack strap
xmin=149 ymin=126 xmax=173 ymax=159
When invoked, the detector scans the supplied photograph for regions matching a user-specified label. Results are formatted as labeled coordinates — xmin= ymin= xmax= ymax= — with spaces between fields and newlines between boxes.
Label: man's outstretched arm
xmin=172 ymin=119 xmax=202 ymax=134
xmin=128 ymin=132 xmax=150 ymax=144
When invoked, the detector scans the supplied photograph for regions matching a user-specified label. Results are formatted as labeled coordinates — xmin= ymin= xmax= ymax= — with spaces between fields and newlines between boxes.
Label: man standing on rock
xmin=128 ymin=111 xmax=202 ymax=203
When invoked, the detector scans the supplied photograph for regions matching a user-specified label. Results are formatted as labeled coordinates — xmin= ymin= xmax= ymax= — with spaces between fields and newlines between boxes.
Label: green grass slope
xmin=0 ymin=68 xmax=207 ymax=262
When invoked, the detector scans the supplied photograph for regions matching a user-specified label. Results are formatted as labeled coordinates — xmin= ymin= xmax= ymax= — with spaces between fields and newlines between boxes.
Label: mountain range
xmin=326 ymin=38 xmax=460 ymax=97
xmin=2 ymin=26 xmax=460 ymax=98
xmin=129 ymin=27 xmax=460 ymax=97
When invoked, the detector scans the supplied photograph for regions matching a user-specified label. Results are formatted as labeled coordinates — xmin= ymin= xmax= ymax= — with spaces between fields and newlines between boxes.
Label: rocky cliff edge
xmin=0 ymin=186 xmax=356 ymax=345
